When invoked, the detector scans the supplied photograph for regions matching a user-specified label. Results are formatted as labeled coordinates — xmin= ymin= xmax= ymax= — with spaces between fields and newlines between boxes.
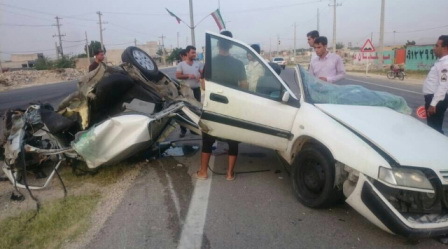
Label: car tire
xmin=291 ymin=146 xmax=343 ymax=208
xmin=386 ymin=71 xmax=395 ymax=79
xmin=281 ymin=65 xmax=286 ymax=70
xmin=122 ymin=46 xmax=159 ymax=80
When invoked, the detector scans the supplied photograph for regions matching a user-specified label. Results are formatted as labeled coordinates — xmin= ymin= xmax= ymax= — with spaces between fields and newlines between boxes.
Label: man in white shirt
xmin=422 ymin=35 xmax=448 ymax=134
xmin=176 ymin=45 xmax=203 ymax=137
xmin=246 ymin=44 xmax=264 ymax=92
xmin=309 ymin=36 xmax=346 ymax=83
xmin=307 ymin=30 xmax=319 ymax=64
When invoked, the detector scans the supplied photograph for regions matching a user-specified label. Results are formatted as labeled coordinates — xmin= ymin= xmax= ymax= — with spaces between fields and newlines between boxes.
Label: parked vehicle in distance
xmin=387 ymin=66 xmax=406 ymax=80
xmin=272 ymin=57 xmax=286 ymax=69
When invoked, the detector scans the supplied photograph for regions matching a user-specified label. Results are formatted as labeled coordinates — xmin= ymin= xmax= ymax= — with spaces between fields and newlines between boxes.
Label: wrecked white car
xmin=182 ymin=32 xmax=448 ymax=238
xmin=2 ymin=46 xmax=200 ymax=189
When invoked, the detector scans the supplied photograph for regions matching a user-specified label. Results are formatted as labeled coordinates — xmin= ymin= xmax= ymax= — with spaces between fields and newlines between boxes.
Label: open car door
xmin=197 ymin=32 xmax=300 ymax=151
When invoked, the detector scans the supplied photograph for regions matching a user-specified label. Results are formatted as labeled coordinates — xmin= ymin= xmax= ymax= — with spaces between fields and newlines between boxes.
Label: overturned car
xmin=179 ymin=32 xmax=448 ymax=238
xmin=2 ymin=46 xmax=200 ymax=189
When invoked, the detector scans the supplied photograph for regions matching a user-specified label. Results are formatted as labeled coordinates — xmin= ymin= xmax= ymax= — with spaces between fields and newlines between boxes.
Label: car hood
xmin=316 ymin=104 xmax=448 ymax=171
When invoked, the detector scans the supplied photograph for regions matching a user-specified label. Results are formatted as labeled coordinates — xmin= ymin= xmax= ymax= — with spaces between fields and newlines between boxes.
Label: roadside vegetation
xmin=0 ymin=161 xmax=139 ymax=249
xmin=0 ymin=194 xmax=99 ymax=249
xmin=34 ymin=56 xmax=76 ymax=70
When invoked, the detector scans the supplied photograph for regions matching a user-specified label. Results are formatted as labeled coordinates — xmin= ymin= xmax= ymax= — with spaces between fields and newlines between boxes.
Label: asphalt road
xmin=2 ymin=67 xmax=447 ymax=248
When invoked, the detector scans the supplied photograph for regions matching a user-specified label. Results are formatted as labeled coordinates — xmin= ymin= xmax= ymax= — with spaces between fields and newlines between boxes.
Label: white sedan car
xmin=183 ymin=32 xmax=448 ymax=238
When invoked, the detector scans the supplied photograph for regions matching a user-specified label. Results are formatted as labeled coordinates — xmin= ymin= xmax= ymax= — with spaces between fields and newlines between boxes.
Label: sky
xmin=1 ymin=0 xmax=447 ymax=60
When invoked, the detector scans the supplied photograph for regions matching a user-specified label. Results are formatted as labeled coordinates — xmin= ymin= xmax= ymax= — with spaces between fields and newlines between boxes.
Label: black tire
xmin=122 ymin=46 xmax=159 ymax=80
xmin=291 ymin=146 xmax=343 ymax=208
xmin=281 ymin=65 xmax=286 ymax=70
xmin=398 ymin=71 xmax=405 ymax=80
xmin=386 ymin=71 xmax=395 ymax=79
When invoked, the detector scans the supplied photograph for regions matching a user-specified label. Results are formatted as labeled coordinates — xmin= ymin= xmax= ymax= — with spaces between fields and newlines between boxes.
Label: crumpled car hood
xmin=316 ymin=104 xmax=448 ymax=171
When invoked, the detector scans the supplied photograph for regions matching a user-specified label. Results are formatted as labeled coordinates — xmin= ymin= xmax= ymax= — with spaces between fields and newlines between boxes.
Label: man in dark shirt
xmin=211 ymin=32 xmax=248 ymax=89
xmin=89 ymin=50 xmax=105 ymax=72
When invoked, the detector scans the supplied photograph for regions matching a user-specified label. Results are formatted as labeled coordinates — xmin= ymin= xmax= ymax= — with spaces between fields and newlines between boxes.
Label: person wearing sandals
xmin=194 ymin=30 xmax=244 ymax=181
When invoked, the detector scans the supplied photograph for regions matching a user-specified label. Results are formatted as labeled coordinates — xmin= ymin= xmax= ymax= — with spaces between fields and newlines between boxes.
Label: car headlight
xmin=378 ymin=166 xmax=433 ymax=190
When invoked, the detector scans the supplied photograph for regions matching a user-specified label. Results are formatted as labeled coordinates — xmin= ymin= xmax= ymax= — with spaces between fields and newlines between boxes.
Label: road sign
xmin=361 ymin=39 xmax=376 ymax=52
xmin=416 ymin=106 xmax=427 ymax=119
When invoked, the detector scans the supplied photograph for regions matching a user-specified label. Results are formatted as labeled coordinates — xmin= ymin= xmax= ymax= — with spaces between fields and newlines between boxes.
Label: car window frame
xmin=204 ymin=32 xmax=298 ymax=101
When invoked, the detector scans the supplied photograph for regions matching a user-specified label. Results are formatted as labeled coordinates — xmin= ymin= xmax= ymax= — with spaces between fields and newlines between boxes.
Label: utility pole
xmin=317 ymin=8 xmax=320 ymax=32
xmin=85 ymin=31 xmax=90 ymax=60
xmin=188 ymin=0 xmax=196 ymax=46
xmin=378 ymin=0 xmax=385 ymax=68
xmin=55 ymin=42 xmax=60 ymax=59
xmin=329 ymin=0 xmax=341 ymax=53
xmin=159 ymin=34 xmax=166 ymax=65
xmin=97 ymin=11 xmax=106 ymax=51
xmin=53 ymin=16 xmax=65 ymax=57
xmin=277 ymin=35 xmax=280 ymax=56
xmin=134 ymin=38 xmax=137 ymax=47
xmin=293 ymin=22 xmax=297 ymax=58
xmin=177 ymin=32 xmax=180 ymax=48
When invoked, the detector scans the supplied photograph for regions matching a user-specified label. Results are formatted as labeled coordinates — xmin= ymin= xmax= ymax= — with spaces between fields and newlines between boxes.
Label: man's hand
xmin=188 ymin=74 xmax=197 ymax=79
xmin=319 ymin=77 xmax=328 ymax=82
xmin=428 ymin=106 xmax=436 ymax=116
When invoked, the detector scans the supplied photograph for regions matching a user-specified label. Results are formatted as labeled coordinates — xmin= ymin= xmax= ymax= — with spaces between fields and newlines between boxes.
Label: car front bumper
xmin=346 ymin=174 xmax=448 ymax=238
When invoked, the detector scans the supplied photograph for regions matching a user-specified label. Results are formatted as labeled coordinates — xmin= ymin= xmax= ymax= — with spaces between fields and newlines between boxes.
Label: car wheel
xmin=291 ymin=146 xmax=343 ymax=208
xmin=281 ymin=65 xmax=286 ymax=70
xmin=122 ymin=46 xmax=159 ymax=80
xmin=386 ymin=71 xmax=395 ymax=79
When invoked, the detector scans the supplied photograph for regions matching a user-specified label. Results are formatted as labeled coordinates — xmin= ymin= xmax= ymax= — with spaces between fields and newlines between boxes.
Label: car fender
xmin=279 ymin=102 xmax=390 ymax=179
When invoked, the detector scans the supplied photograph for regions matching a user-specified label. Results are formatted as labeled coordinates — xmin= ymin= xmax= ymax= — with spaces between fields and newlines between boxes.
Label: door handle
xmin=210 ymin=93 xmax=229 ymax=104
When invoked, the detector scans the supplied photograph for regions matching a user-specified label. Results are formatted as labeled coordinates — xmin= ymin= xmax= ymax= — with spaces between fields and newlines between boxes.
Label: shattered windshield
xmin=298 ymin=66 xmax=411 ymax=115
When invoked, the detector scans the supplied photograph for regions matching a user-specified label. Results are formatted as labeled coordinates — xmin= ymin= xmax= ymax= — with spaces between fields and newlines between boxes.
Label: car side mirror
xmin=282 ymin=91 xmax=290 ymax=102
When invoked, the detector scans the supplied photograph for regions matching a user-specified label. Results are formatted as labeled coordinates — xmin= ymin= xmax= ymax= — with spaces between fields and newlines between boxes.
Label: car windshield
xmin=274 ymin=58 xmax=284 ymax=61
xmin=298 ymin=65 xmax=411 ymax=114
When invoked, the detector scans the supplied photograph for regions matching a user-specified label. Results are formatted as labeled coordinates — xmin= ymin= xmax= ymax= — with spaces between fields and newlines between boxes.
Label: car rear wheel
xmin=291 ymin=146 xmax=343 ymax=208
xmin=122 ymin=46 xmax=159 ymax=80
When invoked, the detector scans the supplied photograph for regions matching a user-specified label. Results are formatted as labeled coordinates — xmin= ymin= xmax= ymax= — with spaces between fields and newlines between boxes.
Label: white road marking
xmin=165 ymin=171 xmax=181 ymax=218
xmin=178 ymin=156 xmax=215 ymax=249
xmin=347 ymin=77 xmax=423 ymax=95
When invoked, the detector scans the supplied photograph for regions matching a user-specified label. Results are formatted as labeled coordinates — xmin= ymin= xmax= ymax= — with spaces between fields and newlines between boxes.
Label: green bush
xmin=34 ymin=57 xmax=53 ymax=70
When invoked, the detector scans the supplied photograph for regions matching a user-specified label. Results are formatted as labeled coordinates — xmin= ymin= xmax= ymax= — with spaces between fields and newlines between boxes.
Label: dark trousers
xmin=202 ymin=132 xmax=239 ymax=156
xmin=424 ymin=94 xmax=448 ymax=134
xmin=181 ymin=87 xmax=201 ymax=134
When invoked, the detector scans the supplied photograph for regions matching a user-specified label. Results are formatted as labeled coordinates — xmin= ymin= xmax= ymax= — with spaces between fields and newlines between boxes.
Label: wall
xmin=352 ymin=51 xmax=394 ymax=65
xmin=405 ymin=45 xmax=436 ymax=70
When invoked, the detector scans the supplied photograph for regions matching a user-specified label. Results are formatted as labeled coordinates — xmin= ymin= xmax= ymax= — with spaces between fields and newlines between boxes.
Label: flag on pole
xmin=166 ymin=8 xmax=182 ymax=24
xmin=211 ymin=9 xmax=226 ymax=31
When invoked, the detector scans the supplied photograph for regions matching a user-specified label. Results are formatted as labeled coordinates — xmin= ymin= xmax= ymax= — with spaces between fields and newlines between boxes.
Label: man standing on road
xmin=89 ymin=50 xmax=105 ymax=72
xmin=176 ymin=45 xmax=203 ymax=137
xmin=309 ymin=36 xmax=346 ymax=83
xmin=307 ymin=30 xmax=319 ymax=64
xmin=422 ymin=35 xmax=448 ymax=134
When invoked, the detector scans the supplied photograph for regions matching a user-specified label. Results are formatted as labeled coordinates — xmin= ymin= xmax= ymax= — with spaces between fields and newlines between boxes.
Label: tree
xmin=167 ymin=48 xmax=183 ymax=63
xmin=336 ymin=42 xmax=344 ymax=50
xmin=85 ymin=41 xmax=106 ymax=57
xmin=34 ymin=57 xmax=53 ymax=70
xmin=54 ymin=56 xmax=75 ymax=69
xmin=404 ymin=40 xmax=416 ymax=48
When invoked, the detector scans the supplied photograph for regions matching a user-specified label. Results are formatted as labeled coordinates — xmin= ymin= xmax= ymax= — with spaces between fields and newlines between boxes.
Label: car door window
xmin=206 ymin=35 xmax=283 ymax=100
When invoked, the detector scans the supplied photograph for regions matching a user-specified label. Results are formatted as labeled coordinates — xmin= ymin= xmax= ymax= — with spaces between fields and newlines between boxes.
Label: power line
xmin=1 ymin=23 xmax=53 ymax=27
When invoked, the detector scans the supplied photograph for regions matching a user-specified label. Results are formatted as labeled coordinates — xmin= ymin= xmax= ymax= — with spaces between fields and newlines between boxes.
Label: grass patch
xmin=61 ymin=161 xmax=137 ymax=186
xmin=0 ymin=194 xmax=99 ymax=249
